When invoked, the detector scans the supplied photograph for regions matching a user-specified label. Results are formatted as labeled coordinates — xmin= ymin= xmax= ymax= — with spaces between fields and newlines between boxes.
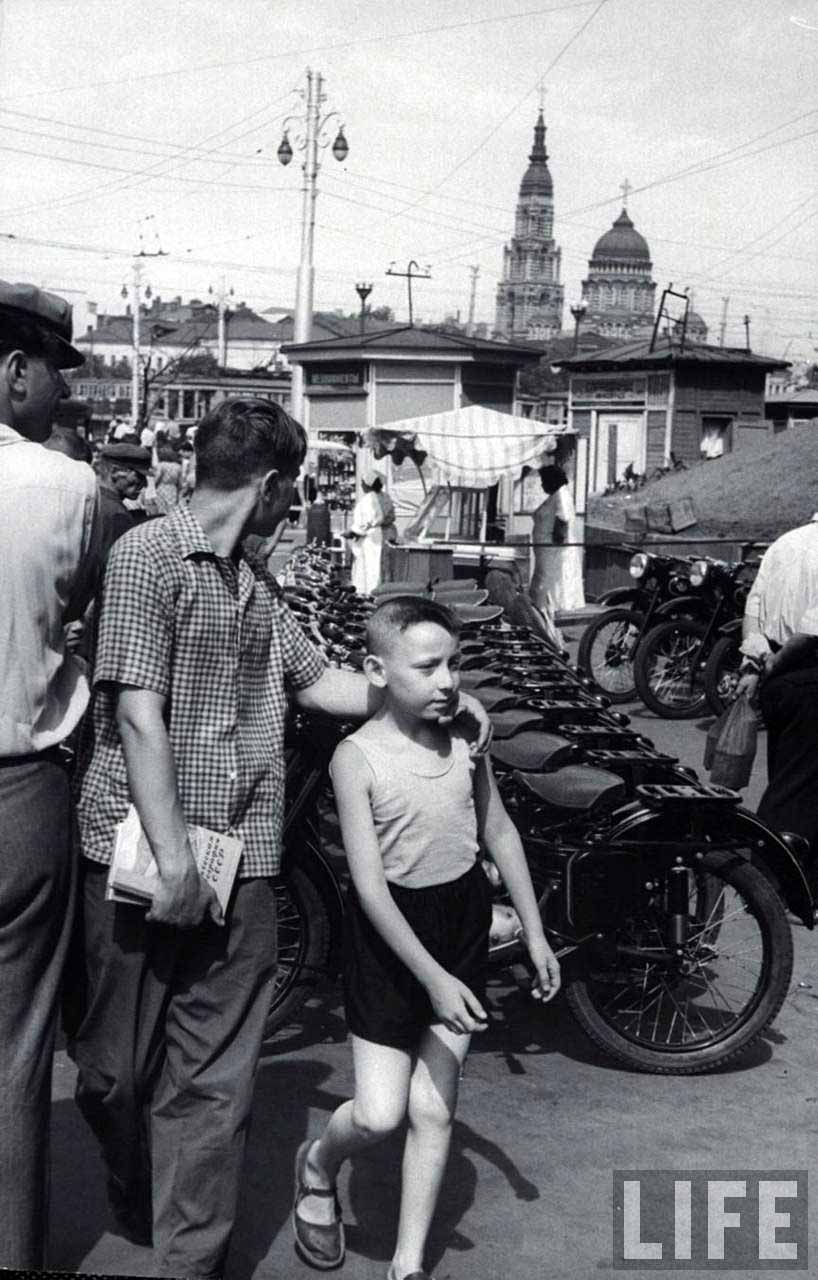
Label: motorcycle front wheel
xmin=634 ymin=618 xmax=709 ymax=718
xmin=265 ymin=820 xmax=337 ymax=1040
xmin=704 ymin=633 xmax=742 ymax=716
xmin=565 ymin=849 xmax=792 ymax=1073
xmin=577 ymin=607 xmax=645 ymax=703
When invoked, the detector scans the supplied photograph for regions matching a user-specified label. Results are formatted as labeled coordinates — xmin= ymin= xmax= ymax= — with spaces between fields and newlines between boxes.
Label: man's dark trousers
xmin=69 ymin=862 xmax=278 ymax=1279
xmin=758 ymin=667 xmax=818 ymax=880
xmin=0 ymin=754 xmax=74 ymax=1267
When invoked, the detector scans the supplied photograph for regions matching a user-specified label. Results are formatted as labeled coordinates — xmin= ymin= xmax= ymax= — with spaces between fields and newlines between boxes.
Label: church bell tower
xmin=495 ymin=109 xmax=564 ymax=342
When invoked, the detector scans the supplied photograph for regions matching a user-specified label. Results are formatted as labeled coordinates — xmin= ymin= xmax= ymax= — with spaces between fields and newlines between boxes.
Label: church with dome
xmin=494 ymin=110 xmax=564 ymax=342
xmin=579 ymin=201 xmax=657 ymax=340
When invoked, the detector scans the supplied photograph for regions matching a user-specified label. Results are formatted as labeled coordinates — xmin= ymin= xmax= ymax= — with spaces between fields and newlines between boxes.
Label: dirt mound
xmin=588 ymin=421 xmax=818 ymax=540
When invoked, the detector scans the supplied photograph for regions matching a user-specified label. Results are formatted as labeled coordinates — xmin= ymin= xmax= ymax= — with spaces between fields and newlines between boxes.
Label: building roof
xmin=270 ymin=311 xmax=373 ymax=341
xmin=76 ymin=303 xmax=281 ymax=349
xmin=766 ymin=387 xmax=818 ymax=408
xmin=557 ymin=334 xmax=789 ymax=372
xmin=282 ymin=324 xmax=544 ymax=362
xmin=591 ymin=208 xmax=651 ymax=263
xmin=519 ymin=110 xmax=553 ymax=199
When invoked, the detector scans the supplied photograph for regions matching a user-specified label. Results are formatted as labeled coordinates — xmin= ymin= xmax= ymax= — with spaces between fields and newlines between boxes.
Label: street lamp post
xmin=355 ymin=282 xmax=373 ymax=337
xmin=278 ymin=69 xmax=349 ymax=426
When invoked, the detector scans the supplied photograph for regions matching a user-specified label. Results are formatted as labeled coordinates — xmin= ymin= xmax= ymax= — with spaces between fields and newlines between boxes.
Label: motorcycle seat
xmin=473 ymin=685 xmax=520 ymax=712
xmin=489 ymin=709 xmax=544 ymax=739
xmin=453 ymin=604 xmax=505 ymax=626
xmin=459 ymin=669 xmax=502 ymax=689
xmin=432 ymin=588 xmax=489 ymax=606
xmin=513 ymin=765 xmax=628 ymax=815
xmin=490 ymin=731 xmax=574 ymax=771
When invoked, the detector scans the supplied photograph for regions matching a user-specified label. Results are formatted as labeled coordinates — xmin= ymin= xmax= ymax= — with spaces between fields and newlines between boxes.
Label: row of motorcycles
xmin=266 ymin=545 xmax=812 ymax=1077
xmin=577 ymin=544 xmax=763 ymax=719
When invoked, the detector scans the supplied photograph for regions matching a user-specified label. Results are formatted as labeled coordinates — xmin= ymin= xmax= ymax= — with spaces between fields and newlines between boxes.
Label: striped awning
xmin=366 ymin=405 xmax=567 ymax=487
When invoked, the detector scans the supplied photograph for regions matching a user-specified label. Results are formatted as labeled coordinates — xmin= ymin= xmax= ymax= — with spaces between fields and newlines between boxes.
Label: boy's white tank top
xmin=339 ymin=728 xmax=480 ymax=889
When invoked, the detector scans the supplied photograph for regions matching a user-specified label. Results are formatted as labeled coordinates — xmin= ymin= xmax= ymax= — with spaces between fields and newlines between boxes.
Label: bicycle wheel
xmin=566 ymin=849 xmax=792 ymax=1073
xmin=577 ymin=608 xmax=645 ymax=703
xmin=704 ymin=633 xmax=742 ymax=717
xmin=634 ymin=618 xmax=709 ymax=718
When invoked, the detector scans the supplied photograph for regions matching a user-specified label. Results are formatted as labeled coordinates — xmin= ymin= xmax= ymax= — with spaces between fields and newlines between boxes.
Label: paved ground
xmin=45 ymin=625 xmax=818 ymax=1280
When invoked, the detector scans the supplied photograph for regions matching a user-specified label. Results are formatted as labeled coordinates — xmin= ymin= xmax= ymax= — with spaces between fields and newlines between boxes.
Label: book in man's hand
xmin=106 ymin=804 xmax=243 ymax=914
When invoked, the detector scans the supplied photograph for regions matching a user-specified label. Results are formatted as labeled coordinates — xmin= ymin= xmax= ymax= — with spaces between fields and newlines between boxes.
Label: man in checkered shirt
xmin=69 ymin=398 xmax=490 ymax=1279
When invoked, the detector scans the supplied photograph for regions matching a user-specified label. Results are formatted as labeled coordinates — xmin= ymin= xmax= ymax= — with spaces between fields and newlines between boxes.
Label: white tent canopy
xmin=367 ymin=404 xmax=569 ymax=488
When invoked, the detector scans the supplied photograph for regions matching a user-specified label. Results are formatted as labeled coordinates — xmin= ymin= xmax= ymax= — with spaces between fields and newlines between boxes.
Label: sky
xmin=0 ymin=0 xmax=815 ymax=358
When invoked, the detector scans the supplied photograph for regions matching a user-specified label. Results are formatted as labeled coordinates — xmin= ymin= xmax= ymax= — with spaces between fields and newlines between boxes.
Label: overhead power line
xmin=0 ymin=2 xmax=599 ymax=102
xmin=373 ymin=0 xmax=612 ymax=231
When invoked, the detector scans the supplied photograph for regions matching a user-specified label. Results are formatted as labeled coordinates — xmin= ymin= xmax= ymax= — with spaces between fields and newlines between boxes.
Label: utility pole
xmin=385 ymin=260 xmax=431 ymax=327
xmin=209 ymin=277 xmax=234 ymax=367
xmin=125 ymin=224 xmax=167 ymax=430
xmin=277 ymin=71 xmax=349 ymax=426
xmin=744 ymin=314 xmax=751 ymax=353
xmin=466 ymin=265 xmax=480 ymax=335
xmin=129 ymin=258 xmax=144 ymax=432
xmin=719 ymin=296 xmax=729 ymax=348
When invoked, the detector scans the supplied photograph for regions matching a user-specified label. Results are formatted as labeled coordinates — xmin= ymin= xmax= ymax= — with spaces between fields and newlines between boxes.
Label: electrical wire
xmin=371 ymin=0 xmax=612 ymax=231
xmin=0 ymin=2 xmax=599 ymax=102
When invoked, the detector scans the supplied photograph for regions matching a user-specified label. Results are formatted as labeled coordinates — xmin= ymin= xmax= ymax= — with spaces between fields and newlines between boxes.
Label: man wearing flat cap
xmin=0 ymin=280 xmax=100 ymax=1266
xmin=96 ymin=441 xmax=154 ymax=562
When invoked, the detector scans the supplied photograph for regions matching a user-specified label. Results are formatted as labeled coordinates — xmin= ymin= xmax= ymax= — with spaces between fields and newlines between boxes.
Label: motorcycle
xmin=266 ymin=548 xmax=811 ymax=1074
xmin=633 ymin=556 xmax=757 ymax=719
xmin=577 ymin=546 xmax=696 ymax=703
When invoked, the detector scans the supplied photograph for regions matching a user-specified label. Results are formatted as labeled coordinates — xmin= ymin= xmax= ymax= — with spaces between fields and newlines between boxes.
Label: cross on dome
xmin=620 ymin=178 xmax=632 ymax=209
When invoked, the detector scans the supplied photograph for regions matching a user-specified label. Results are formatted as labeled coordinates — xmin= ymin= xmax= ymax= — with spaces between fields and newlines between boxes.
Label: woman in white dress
xmin=347 ymin=472 xmax=386 ymax=594
xmin=529 ymin=464 xmax=585 ymax=615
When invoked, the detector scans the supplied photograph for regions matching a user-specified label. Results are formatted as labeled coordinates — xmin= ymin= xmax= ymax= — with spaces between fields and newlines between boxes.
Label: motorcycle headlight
xmin=689 ymin=559 xmax=709 ymax=588
xmin=629 ymin=552 xmax=649 ymax=579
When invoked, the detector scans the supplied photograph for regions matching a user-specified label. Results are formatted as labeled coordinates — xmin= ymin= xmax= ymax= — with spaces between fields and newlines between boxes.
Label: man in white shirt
xmin=0 ymin=281 xmax=99 ymax=1266
xmin=739 ymin=521 xmax=818 ymax=885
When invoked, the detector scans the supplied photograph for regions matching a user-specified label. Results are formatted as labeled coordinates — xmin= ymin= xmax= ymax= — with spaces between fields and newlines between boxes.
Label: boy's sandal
xmin=293 ymin=1139 xmax=346 ymax=1270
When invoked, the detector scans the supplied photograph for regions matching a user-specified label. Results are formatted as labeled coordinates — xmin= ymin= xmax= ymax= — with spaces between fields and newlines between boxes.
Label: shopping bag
xmin=704 ymin=693 xmax=758 ymax=789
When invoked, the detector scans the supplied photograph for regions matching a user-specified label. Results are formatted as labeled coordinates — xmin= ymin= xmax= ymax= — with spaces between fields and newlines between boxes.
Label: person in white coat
xmin=348 ymin=471 xmax=386 ymax=594
xmin=529 ymin=464 xmax=585 ymax=615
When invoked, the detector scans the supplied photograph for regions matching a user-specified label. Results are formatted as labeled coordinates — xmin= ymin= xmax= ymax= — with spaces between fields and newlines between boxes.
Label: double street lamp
xmin=277 ymin=69 xmax=349 ymax=425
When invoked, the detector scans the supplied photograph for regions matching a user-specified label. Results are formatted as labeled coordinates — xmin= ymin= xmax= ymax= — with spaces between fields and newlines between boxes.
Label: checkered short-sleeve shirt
xmin=76 ymin=503 xmax=326 ymax=877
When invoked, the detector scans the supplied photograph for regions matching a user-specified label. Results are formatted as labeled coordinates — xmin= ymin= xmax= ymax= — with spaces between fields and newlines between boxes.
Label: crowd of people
xmin=0 ymin=279 xmax=558 ymax=1280
xmin=4 ymin=276 xmax=816 ymax=1280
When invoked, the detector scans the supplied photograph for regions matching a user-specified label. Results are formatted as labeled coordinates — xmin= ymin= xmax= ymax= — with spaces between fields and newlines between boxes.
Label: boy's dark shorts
xmin=343 ymin=859 xmax=492 ymax=1050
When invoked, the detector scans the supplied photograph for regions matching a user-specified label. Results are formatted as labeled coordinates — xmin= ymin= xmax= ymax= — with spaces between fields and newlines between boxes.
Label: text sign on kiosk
xmin=306 ymin=362 xmax=364 ymax=388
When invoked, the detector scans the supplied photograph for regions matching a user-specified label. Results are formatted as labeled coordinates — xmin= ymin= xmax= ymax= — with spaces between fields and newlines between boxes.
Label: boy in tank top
xmin=292 ymin=596 xmax=560 ymax=1280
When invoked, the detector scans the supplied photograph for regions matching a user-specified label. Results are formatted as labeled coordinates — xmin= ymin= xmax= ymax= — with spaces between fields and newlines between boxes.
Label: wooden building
xmin=281 ymin=325 xmax=542 ymax=438
xmin=558 ymin=336 xmax=787 ymax=495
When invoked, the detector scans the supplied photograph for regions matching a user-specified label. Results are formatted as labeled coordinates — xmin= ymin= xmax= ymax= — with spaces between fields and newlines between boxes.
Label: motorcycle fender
xmin=602 ymin=804 xmax=814 ymax=929
xmin=729 ymin=808 xmax=814 ymax=928
xmin=596 ymin=587 xmax=642 ymax=607
xmin=652 ymin=595 xmax=709 ymax=620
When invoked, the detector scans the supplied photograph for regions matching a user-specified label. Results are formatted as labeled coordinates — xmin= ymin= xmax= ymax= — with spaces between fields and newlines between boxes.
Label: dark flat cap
xmin=0 ymin=280 xmax=84 ymax=368
xmin=99 ymin=442 xmax=153 ymax=472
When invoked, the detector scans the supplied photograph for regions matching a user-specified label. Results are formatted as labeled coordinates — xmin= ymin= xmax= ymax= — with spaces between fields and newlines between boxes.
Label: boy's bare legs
xmin=390 ymin=1023 xmax=471 ymax=1280
xmin=298 ymin=1036 xmax=412 ymax=1227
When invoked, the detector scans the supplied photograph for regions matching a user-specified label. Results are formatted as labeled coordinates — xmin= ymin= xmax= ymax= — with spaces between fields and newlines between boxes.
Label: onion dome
xmin=519 ymin=110 xmax=553 ymax=199
xmin=592 ymin=208 xmax=650 ymax=262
